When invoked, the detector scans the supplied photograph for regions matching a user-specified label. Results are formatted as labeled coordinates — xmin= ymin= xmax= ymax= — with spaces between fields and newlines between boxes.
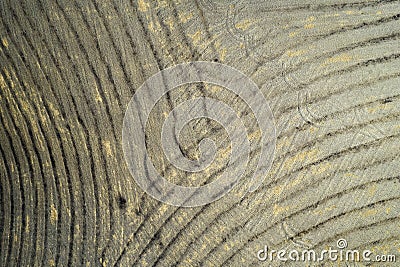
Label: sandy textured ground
xmin=0 ymin=0 xmax=399 ymax=266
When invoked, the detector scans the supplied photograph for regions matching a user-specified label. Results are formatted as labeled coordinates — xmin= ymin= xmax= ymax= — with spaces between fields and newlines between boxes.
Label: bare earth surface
xmin=0 ymin=0 xmax=399 ymax=266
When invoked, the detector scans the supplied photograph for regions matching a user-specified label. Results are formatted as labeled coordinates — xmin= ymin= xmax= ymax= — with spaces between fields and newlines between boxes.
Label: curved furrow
xmin=97 ymin=2 xmax=158 ymax=262
xmin=119 ymin=1 xmax=226 ymax=265
xmin=224 ymin=178 xmax=400 ymax=266
xmin=0 ymin=67 xmax=43 ymax=267
xmin=175 ymin=125 xmax=400 ymax=265
xmin=150 ymin=82 xmax=400 ymax=266
xmin=0 ymin=123 xmax=21 ymax=267
xmin=247 ymin=0 xmax=399 ymax=13
xmin=247 ymin=12 xmax=400 ymax=86
xmin=0 ymin=149 xmax=5 ymax=265
xmin=111 ymin=3 xmax=396 ymax=264
xmin=177 ymin=143 xmax=395 ymax=266
xmin=105 ymin=1 xmax=182 ymax=264
xmin=213 ymin=182 xmax=400 ymax=265
xmin=238 ymin=14 xmax=400 ymax=92
xmin=0 ymin=15 xmax=81 ymax=267
xmin=9 ymin=0 xmax=115 ymax=264
xmin=123 ymin=25 xmax=400 ymax=195
xmin=9 ymin=2 xmax=99 ymax=265
xmin=245 ymin=214 xmax=400 ymax=266
xmin=9 ymin=2 xmax=83 ymax=266
xmin=52 ymin=0 xmax=119 ymax=146
xmin=1 ymin=0 xmax=399 ymax=266
xmin=152 ymin=94 xmax=398 ymax=266
xmin=109 ymin=0 xmax=223 ymax=264
xmin=159 ymin=140 xmax=400 ymax=266
xmin=29 ymin=0 xmax=127 ymax=264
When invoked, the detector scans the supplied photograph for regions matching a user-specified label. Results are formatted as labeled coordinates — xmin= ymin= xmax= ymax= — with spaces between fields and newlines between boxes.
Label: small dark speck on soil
xmin=381 ymin=98 xmax=393 ymax=104
xmin=118 ymin=195 xmax=127 ymax=210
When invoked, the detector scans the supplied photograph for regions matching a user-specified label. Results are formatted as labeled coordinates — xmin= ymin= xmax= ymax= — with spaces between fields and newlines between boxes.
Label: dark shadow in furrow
xmin=50 ymin=1 xmax=119 ymax=265
xmin=280 ymin=53 xmax=400 ymax=113
xmin=352 ymin=233 xmax=400 ymax=252
xmin=0 ymin=131 xmax=19 ymax=267
xmin=226 ymin=181 xmax=400 ymax=266
xmin=289 ymin=217 xmax=400 ymax=266
xmin=193 ymin=0 xmax=220 ymax=57
xmin=176 ymin=128 xmax=400 ymax=265
xmin=183 ymin=155 xmax=400 ymax=266
xmin=0 ymin=153 xmax=3 ymax=265
xmin=157 ymin=91 xmax=400 ymax=265
xmin=106 ymin=1 xmax=400 ymax=266
xmin=109 ymin=0 xmax=147 ymax=93
xmin=247 ymin=0 xmax=399 ymax=13
xmin=152 ymin=48 xmax=400 ymax=177
xmin=0 ymin=31 xmax=75 ymax=265
xmin=52 ymin=0 xmax=119 ymax=145
xmin=308 ymin=197 xmax=400 ymax=247
xmin=0 ymin=68 xmax=42 ymax=267
xmin=277 ymin=32 xmax=400 ymax=93
xmin=73 ymin=0 xmax=126 ymax=109
xmin=4 ymin=3 xmax=78 ymax=266
xmin=179 ymin=146 xmax=400 ymax=265
xmin=247 ymin=215 xmax=400 ymax=266
xmin=0 ymin=11 xmax=73 ymax=267
xmin=275 ymin=146 xmax=400 ymax=210
xmin=110 ymin=1 xmax=200 ymax=264
xmin=116 ymin=1 xmax=233 ymax=265
xmin=236 ymin=29 xmax=400 ymax=119
xmin=266 ymin=60 xmax=400 ymax=147
xmin=92 ymin=0 xmax=158 ymax=263
xmin=32 ymin=0 xmax=123 ymax=264
xmin=158 ymin=94 xmax=400 ymax=265
xmin=88 ymin=0 xmax=135 ymax=100
xmin=249 ymin=13 xmax=400 ymax=85
xmin=159 ymin=79 xmax=400 ymax=180
xmin=277 ymin=93 xmax=400 ymax=163
xmin=14 ymin=0 xmax=110 ymax=265
xmin=148 ymin=19 xmax=398 ymax=263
